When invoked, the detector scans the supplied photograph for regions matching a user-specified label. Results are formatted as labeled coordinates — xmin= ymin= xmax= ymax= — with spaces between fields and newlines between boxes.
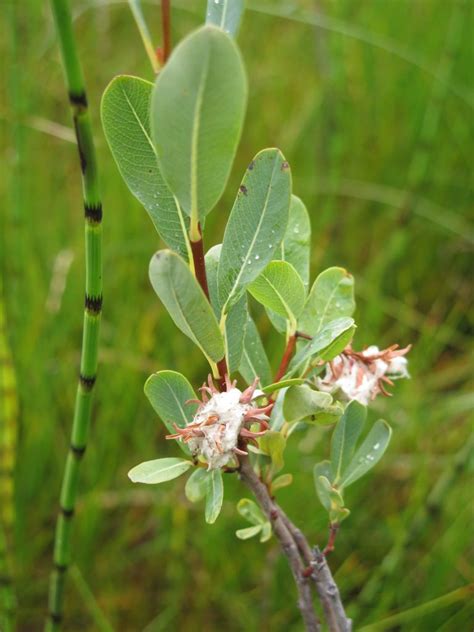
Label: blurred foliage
xmin=1 ymin=0 xmax=473 ymax=630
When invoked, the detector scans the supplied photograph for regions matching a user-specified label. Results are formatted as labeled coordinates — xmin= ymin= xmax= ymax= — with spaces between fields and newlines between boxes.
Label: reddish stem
xmin=190 ymin=229 xmax=210 ymax=301
xmin=274 ymin=334 xmax=296 ymax=382
xmin=190 ymin=225 xmax=228 ymax=390
xmin=161 ymin=0 xmax=171 ymax=63
xmin=323 ymin=523 xmax=340 ymax=556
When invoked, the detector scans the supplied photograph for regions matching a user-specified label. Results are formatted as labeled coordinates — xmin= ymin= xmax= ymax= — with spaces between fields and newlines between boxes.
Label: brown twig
xmin=311 ymin=547 xmax=352 ymax=632
xmin=160 ymin=0 xmax=171 ymax=63
xmin=238 ymin=456 xmax=320 ymax=631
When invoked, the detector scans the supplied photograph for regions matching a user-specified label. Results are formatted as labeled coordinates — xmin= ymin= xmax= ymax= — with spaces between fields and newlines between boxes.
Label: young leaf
xmin=259 ymin=521 xmax=272 ymax=542
xmin=185 ymin=468 xmax=210 ymax=503
xmin=283 ymin=385 xmax=333 ymax=423
xmin=149 ymin=250 xmax=225 ymax=363
xmin=299 ymin=267 xmax=355 ymax=335
xmin=314 ymin=472 xmax=350 ymax=523
xmin=330 ymin=401 xmax=367 ymax=484
xmin=304 ymin=402 xmax=344 ymax=426
xmin=276 ymin=195 xmax=311 ymax=289
xmin=248 ymin=261 xmax=305 ymax=330
xmin=271 ymin=473 xmax=293 ymax=493
xmin=151 ymin=26 xmax=247 ymax=234
xmin=206 ymin=244 xmax=248 ymax=373
xmin=205 ymin=0 xmax=245 ymax=36
xmin=128 ymin=458 xmax=192 ymax=484
xmin=340 ymin=420 xmax=392 ymax=488
xmin=236 ymin=525 xmax=263 ymax=540
xmin=268 ymin=387 xmax=287 ymax=432
xmin=285 ymin=317 xmax=355 ymax=377
xmin=258 ymin=431 xmax=286 ymax=472
xmin=237 ymin=498 xmax=267 ymax=525
xmin=205 ymin=468 xmax=224 ymax=524
xmin=101 ymin=76 xmax=190 ymax=260
xmin=144 ymin=370 xmax=197 ymax=454
xmin=239 ymin=316 xmax=273 ymax=387
xmin=218 ymin=149 xmax=291 ymax=312
xmin=261 ymin=378 xmax=304 ymax=394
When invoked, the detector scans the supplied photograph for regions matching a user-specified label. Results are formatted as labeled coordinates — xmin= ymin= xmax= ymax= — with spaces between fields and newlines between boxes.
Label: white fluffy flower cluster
xmin=167 ymin=377 xmax=270 ymax=470
xmin=187 ymin=388 xmax=254 ymax=469
xmin=316 ymin=344 xmax=410 ymax=406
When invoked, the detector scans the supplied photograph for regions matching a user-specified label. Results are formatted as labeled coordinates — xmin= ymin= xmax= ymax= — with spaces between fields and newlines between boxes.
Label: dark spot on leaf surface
xmin=240 ymin=185 xmax=248 ymax=195
xmin=248 ymin=160 xmax=255 ymax=170
xmin=281 ymin=161 xmax=289 ymax=171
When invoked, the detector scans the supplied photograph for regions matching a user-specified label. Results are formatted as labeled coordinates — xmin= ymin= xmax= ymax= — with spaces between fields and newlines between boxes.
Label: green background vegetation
xmin=2 ymin=0 xmax=472 ymax=629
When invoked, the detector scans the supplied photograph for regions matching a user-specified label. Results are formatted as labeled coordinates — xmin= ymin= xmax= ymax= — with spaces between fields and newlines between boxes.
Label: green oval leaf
xmin=340 ymin=420 xmax=392 ymax=488
xmin=239 ymin=316 xmax=273 ymax=387
xmin=128 ymin=457 xmax=192 ymax=484
xmin=101 ymin=75 xmax=190 ymax=259
xmin=285 ymin=317 xmax=356 ymax=378
xmin=206 ymin=244 xmax=248 ymax=373
xmin=258 ymin=431 xmax=286 ymax=473
xmin=283 ymin=385 xmax=333 ymax=424
xmin=235 ymin=525 xmax=263 ymax=540
xmin=299 ymin=267 xmax=355 ymax=335
xmin=330 ymin=401 xmax=367 ymax=484
xmin=248 ymin=261 xmax=306 ymax=330
xmin=149 ymin=250 xmax=225 ymax=363
xmin=261 ymin=378 xmax=304 ymax=394
xmin=144 ymin=370 xmax=197 ymax=455
xmin=205 ymin=468 xmax=224 ymax=524
xmin=185 ymin=468 xmax=210 ymax=503
xmin=276 ymin=195 xmax=311 ymax=289
xmin=271 ymin=473 xmax=293 ymax=493
xmin=151 ymin=26 xmax=247 ymax=231
xmin=237 ymin=498 xmax=267 ymax=525
xmin=206 ymin=0 xmax=245 ymax=36
xmin=218 ymin=148 xmax=291 ymax=311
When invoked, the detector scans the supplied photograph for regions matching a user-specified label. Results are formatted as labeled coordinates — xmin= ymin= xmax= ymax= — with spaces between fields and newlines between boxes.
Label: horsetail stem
xmin=46 ymin=1 xmax=103 ymax=629
xmin=0 ymin=291 xmax=18 ymax=632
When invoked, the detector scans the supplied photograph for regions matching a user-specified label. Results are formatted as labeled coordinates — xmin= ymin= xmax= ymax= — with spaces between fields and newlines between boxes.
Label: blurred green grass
xmin=1 ymin=0 xmax=473 ymax=630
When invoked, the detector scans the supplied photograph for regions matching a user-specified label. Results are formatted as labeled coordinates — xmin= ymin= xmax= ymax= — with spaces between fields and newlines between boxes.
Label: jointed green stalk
xmin=46 ymin=0 xmax=103 ymax=629
xmin=0 ymin=290 xmax=18 ymax=632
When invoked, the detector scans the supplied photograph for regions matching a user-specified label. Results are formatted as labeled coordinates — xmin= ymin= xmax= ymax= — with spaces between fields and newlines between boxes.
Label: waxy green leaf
xmin=205 ymin=0 xmax=245 ymax=36
xmin=340 ymin=420 xmax=392 ymax=488
xmin=101 ymin=75 xmax=190 ymax=259
xmin=248 ymin=261 xmax=305 ymax=330
xmin=218 ymin=149 xmax=291 ymax=311
xmin=205 ymin=468 xmax=224 ymax=524
xmin=283 ymin=385 xmax=333 ymax=424
xmin=149 ymin=250 xmax=225 ymax=363
xmin=271 ymin=473 xmax=293 ymax=492
xmin=239 ymin=316 xmax=273 ymax=387
xmin=237 ymin=498 xmax=266 ymax=525
xmin=330 ymin=401 xmax=367 ymax=484
xmin=277 ymin=195 xmax=311 ymax=289
xmin=185 ymin=468 xmax=210 ymax=503
xmin=235 ymin=525 xmax=263 ymax=540
xmin=299 ymin=267 xmax=355 ymax=335
xmin=258 ymin=431 xmax=286 ymax=472
xmin=128 ymin=457 xmax=192 ymax=484
xmin=144 ymin=370 xmax=197 ymax=455
xmin=261 ymin=378 xmax=304 ymax=394
xmin=315 ymin=475 xmax=350 ymax=524
xmin=285 ymin=317 xmax=355 ymax=377
xmin=151 ymin=26 xmax=247 ymax=232
xmin=206 ymin=244 xmax=248 ymax=373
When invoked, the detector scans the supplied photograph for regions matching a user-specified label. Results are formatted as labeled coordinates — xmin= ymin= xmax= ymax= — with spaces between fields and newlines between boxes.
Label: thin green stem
xmin=46 ymin=1 xmax=103 ymax=629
